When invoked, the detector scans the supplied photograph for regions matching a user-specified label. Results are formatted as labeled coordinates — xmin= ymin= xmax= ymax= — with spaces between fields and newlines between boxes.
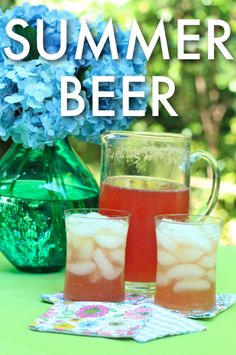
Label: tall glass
xmin=99 ymin=132 xmax=220 ymax=290
xmin=64 ymin=208 xmax=130 ymax=302
xmin=154 ymin=215 xmax=222 ymax=313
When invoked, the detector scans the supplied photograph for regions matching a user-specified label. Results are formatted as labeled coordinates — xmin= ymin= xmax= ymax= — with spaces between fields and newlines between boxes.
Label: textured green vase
xmin=0 ymin=139 xmax=99 ymax=272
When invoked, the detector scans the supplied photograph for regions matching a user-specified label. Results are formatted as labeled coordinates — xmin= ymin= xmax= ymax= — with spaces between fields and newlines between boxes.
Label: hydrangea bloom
xmin=0 ymin=3 xmax=149 ymax=149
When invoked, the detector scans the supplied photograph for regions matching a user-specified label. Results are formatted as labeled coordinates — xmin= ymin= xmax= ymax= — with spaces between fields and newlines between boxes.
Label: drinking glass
xmin=64 ymin=208 xmax=130 ymax=302
xmin=154 ymin=214 xmax=222 ymax=313
xmin=99 ymin=131 xmax=220 ymax=292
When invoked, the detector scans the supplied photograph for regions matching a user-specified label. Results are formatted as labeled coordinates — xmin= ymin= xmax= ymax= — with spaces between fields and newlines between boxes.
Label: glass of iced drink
xmin=64 ymin=208 xmax=130 ymax=302
xmin=154 ymin=214 xmax=222 ymax=313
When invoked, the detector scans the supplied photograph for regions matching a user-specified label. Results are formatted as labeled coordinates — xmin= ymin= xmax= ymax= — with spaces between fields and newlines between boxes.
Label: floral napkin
xmin=30 ymin=301 xmax=152 ymax=339
xmin=127 ymin=293 xmax=236 ymax=319
xmin=184 ymin=294 xmax=236 ymax=318
xmin=40 ymin=292 xmax=236 ymax=318
xmin=30 ymin=293 xmax=206 ymax=343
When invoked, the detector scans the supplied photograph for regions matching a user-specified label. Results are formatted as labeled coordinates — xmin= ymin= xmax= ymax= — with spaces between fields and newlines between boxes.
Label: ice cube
xmin=200 ymin=223 xmax=221 ymax=239
xmin=199 ymin=255 xmax=216 ymax=269
xmin=166 ymin=264 xmax=205 ymax=280
xmin=158 ymin=221 xmax=214 ymax=253
xmin=107 ymin=220 xmax=129 ymax=235
xmin=174 ymin=233 xmax=213 ymax=253
xmin=93 ymin=248 xmax=118 ymax=280
xmin=66 ymin=231 xmax=81 ymax=250
xmin=78 ymin=239 xmax=94 ymax=261
xmin=66 ymin=224 xmax=80 ymax=238
xmin=89 ymin=269 xmax=102 ymax=283
xmin=156 ymin=272 xmax=169 ymax=287
xmin=96 ymin=219 xmax=128 ymax=236
xmin=158 ymin=250 xmax=178 ymax=266
xmin=77 ymin=224 xmax=97 ymax=238
xmin=95 ymin=234 xmax=124 ymax=249
xmin=177 ymin=248 xmax=204 ymax=263
xmin=109 ymin=249 xmax=125 ymax=265
xmin=157 ymin=221 xmax=199 ymax=240
xmin=66 ymin=242 xmax=74 ymax=262
xmin=67 ymin=261 xmax=96 ymax=276
xmin=157 ymin=220 xmax=180 ymax=236
xmin=157 ymin=233 xmax=178 ymax=252
xmin=174 ymin=279 xmax=211 ymax=293
xmin=206 ymin=269 xmax=216 ymax=283
xmin=65 ymin=214 xmax=82 ymax=224
xmin=113 ymin=265 xmax=123 ymax=279
xmin=66 ymin=223 xmax=93 ymax=238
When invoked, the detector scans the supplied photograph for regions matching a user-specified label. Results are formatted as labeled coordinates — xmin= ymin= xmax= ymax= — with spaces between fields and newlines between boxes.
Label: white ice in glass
xmin=65 ymin=212 xmax=128 ymax=282
xmin=156 ymin=219 xmax=220 ymax=293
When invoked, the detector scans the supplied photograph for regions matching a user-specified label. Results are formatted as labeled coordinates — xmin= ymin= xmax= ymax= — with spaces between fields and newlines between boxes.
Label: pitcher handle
xmin=190 ymin=151 xmax=221 ymax=215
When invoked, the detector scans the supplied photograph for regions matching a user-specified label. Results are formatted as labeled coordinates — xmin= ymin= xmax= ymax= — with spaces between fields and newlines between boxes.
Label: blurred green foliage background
xmin=1 ymin=0 xmax=236 ymax=244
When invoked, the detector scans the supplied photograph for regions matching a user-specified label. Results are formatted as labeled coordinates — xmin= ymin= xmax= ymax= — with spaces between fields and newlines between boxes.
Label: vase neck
xmin=0 ymin=138 xmax=98 ymax=201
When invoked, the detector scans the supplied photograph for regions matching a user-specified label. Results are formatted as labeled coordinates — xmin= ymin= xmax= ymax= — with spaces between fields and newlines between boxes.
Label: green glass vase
xmin=0 ymin=139 xmax=99 ymax=272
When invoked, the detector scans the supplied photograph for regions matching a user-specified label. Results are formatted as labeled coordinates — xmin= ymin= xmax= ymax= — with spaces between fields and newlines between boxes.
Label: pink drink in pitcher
xmin=100 ymin=176 xmax=189 ymax=282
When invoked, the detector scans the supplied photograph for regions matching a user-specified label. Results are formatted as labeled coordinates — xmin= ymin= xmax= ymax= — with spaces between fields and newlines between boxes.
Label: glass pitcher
xmin=99 ymin=132 xmax=220 ymax=290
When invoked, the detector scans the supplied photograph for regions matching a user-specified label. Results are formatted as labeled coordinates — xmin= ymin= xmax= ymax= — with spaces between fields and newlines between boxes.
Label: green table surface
xmin=1 ymin=246 xmax=236 ymax=355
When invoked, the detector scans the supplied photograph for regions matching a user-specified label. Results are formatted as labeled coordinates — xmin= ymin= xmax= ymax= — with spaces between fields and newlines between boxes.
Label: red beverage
xmin=99 ymin=176 xmax=189 ymax=282
xmin=154 ymin=276 xmax=216 ymax=312
xmin=65 ymin=271 xmax=124 ymax=302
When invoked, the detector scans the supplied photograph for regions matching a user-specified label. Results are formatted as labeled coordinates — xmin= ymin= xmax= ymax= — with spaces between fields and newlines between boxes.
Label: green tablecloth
xmin=1 ymin=246 xmax=236 ymax=355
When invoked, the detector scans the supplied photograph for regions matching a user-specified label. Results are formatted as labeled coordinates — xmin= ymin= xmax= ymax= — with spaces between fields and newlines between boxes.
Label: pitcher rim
xmin=100 ymin=131 xmax=192 ymax=142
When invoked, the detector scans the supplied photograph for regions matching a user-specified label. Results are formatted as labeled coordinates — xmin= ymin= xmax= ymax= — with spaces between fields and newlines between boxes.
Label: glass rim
xmin=154 ymin=214 xmax=223 ymax=225
xmin=64 ymin=208 xmax=130 ymax=219
xmin=101 ymin=131 xmax=192 ymax=142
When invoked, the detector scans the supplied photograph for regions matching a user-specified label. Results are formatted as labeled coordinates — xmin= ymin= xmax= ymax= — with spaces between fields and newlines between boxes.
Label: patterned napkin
xmin=40 ymin=292 xmax=236 ymax=318
xmin=30 ymin=293 xmax=206 ymax=343
xmin=185 ymin=294 xmax=236 ymax=318
xmin=128 ymin=293 xmax=236 ymax=319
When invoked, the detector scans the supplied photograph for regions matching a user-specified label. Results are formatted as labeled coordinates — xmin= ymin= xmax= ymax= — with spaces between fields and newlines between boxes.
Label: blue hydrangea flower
xmin=0 ymin=3 xmax=149 ymax=149
xmin=0 ymin=56 xmax=92 ymax=148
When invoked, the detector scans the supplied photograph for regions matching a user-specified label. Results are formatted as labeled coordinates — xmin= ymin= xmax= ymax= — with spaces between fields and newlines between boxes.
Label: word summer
xmin=5 ymin=18 xmax=234 ymax=61
xmin=4 ymin=18 xmax=234 ymax=117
